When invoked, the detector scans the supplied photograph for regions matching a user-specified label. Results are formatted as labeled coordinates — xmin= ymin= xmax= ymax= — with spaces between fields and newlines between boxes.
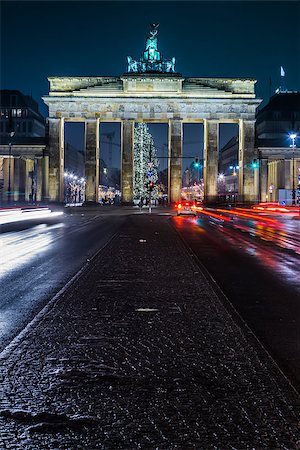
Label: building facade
xmin=256 ymin=92 xmax=300 ymax=204
xmin=0 ymin=90 xmax=46 ymax=204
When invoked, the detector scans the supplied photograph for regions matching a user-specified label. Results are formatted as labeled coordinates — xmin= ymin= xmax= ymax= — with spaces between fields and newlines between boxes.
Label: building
xmin=0 ymin=90 xmax=45 ymax=137
xmin=0 ymin=90 xmax=46 ymax=204
xmin=218 ymin=92 xmax=300 ymax=204
xmin=256 ymin=92 xmax=300 ymax=204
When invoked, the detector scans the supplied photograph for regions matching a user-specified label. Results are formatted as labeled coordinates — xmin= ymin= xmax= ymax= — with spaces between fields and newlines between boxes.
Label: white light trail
xmin=0 ymin=208 xmax=63 ymax=225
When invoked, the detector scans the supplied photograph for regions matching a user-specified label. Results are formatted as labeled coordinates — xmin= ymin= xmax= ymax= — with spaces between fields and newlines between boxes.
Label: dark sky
xmin=1 ymin=1 xmax=299 ymax=116
xmin=1 ymin=1 xmax=299 ymax=172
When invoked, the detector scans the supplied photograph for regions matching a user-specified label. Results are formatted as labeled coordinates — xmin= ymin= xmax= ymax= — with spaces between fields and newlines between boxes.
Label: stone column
xmin=3 ymin=157 xmax=14 ymax=203
xmin=239 ymin=120 xmax=256 ymax=203
xmin=13 ymin=158 xmax=26 ymax=202
xmin=42 ymin=152 xmax=49 ymax=203
xmin=168 ymin=119 xmax=182 ymax=203
xmin=260 ymin=158 xmax=268 ymax=202
xmin=48 ymin=118 xmax=64 ymax=202
xmin=203 ymin=120 xmax=218 ymax=203
xmin=268 ymin=161 xmax=278 ymax=202
xmin=121 ymin=120 xmax=134 ymax=205
xmin=84 ymin=119 xmax=99 ymax=203
xmin=25 ymin=159 xmax=34 ymax=202
xmin=36 ymin=158 xmax=42 ymax=202
xmin=284 ymin=159 xmax=291 ymax=189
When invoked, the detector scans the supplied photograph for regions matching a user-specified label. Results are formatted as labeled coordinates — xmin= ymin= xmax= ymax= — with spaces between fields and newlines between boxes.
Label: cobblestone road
xmin=0 ymin=215 xmax=299 ymax=449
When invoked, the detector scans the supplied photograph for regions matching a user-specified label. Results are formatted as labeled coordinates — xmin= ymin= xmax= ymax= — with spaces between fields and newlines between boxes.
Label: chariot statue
xmin=127 ymin=24 xmax=176 ymax=74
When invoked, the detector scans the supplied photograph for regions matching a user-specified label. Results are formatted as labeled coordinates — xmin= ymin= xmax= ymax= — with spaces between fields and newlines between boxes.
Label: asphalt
xmin=0 ymin=214 xmax=299 ymax=449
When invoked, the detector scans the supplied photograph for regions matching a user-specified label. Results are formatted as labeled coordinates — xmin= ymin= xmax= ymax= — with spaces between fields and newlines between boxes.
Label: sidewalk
xmin=0 ymin=215 xmax=299 ymax=449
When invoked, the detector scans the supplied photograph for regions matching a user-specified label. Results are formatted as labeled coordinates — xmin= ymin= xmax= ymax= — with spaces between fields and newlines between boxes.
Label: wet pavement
xmin=0 ymin=214 xmax=300 ymax=449
xmin=0 ymin=211 xmax=126 ymax=351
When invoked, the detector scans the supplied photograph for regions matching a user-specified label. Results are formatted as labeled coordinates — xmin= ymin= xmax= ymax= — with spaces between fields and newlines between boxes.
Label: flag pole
xmin=280 ymin=66 xmax=286 ymax=92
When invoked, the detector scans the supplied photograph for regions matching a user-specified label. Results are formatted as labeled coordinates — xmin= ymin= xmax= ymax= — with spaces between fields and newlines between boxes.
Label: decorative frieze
xmin=46 ymin=98 xmax=260 ymax=121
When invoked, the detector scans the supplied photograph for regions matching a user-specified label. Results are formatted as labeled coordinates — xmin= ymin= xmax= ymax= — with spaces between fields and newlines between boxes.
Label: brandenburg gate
xmin=42 ymin=25 xmax=261 ymax=204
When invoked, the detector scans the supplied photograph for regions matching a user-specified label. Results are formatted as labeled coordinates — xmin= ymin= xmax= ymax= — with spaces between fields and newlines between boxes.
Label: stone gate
xmin=42 ymin=27 xmax=261 ymax=204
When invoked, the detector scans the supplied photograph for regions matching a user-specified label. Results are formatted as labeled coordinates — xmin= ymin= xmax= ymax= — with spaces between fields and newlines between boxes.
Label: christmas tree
xmin=133 ymin=123 xmax=159 ymax=201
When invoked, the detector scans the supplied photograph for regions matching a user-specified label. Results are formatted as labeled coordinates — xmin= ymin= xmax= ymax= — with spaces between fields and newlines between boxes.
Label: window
xmin=11 ymin=109 xmax=17 ymax=117
xmin=17 ymin=109 xmax=22 ymax=117
xmin=1 ymin=109 xmax=9 ymax=118
xmin=22 ymin=109 xmax=28 ymax=117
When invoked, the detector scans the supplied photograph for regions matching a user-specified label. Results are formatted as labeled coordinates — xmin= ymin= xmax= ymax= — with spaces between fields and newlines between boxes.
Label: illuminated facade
xmin=0 ymin=90 xmax=46 ymax=203
xmin=42 ymin=28 xmax=261 ymax=204
xmin=256 ymin=92 xmax=300 ymax=204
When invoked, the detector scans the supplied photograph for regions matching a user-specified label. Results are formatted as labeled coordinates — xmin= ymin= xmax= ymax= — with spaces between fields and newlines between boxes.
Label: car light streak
xmin=0 ymin=208 xmax=63 ymax=225
xmin=0 ymin=223 xmax=63 ymax=278
xmin=215 ymin=208 xmax=279 ymax=225
xmin=195 ymin=209 xmax=232 ymax=222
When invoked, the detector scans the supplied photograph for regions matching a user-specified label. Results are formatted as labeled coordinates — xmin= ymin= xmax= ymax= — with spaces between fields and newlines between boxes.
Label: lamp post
xmin=289 ymin=133 xmax=297 ymax=206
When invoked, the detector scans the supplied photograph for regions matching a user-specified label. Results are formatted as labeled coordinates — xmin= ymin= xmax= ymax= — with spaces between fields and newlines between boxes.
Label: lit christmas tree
xmin=133 ymin=123 xmax=159 ymax=201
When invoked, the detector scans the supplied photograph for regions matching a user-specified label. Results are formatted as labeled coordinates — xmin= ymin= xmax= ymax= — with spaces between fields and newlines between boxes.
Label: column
xmin=48 ymin=118 xmax=64 ymax=202
xmin=203 ymin=120 xmax=218 ymax=203
xmin=284 ymin=159 xmax=291 ymax=190
xmin=84 ymin=119 xmax=99 ymax=203
xmin=13 ymin=158 xmax=26 ymax=202
xmin=121 ymin=120 xmax=134 ymax=205
xmin=3 ymin=157 xmax=14 ymax=203
xmin=42 ymin=152 xmax=49 ymax=203
xmin=239 ymin=120 xmax=256 ymax=203
xmin=260 ymin=159 xmax=268 ymax=202
xmin=168 ymin=119 xmax=182 ymax=203
xmin=25 ymin=159 xmax=34 ymax=202
xmin=36 ymin=158 xmax=43 ymax=202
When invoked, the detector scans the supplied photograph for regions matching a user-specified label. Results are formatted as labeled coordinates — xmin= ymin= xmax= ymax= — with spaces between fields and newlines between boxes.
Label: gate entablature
xmin=44 ymin=76 xmax=259 ymax=122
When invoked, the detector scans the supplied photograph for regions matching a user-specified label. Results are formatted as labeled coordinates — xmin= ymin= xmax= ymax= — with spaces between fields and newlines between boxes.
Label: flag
xmin=280 ymin=66 xmax=285 ymax=77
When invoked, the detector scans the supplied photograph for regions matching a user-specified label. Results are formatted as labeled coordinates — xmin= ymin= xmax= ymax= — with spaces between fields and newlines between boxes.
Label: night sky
xmin=1 ymin=1 xmax=299 ymax=171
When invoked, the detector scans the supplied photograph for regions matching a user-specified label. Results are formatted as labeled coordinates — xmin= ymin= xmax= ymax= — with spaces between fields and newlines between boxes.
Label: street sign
xmin=147 ymin=171 xmax=153 ymax=177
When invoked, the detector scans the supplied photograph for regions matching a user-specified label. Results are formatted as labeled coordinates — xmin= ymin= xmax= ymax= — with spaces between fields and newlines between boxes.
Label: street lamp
xmin=289 ymin=133 xmax=297 ymax=206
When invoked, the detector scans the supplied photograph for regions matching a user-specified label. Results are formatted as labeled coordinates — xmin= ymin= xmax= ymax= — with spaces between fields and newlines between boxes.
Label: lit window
xmin=17 ymin=109 xmax=22 ymax=117
xmin=11 ymin=109 xmax=16 ymax=117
